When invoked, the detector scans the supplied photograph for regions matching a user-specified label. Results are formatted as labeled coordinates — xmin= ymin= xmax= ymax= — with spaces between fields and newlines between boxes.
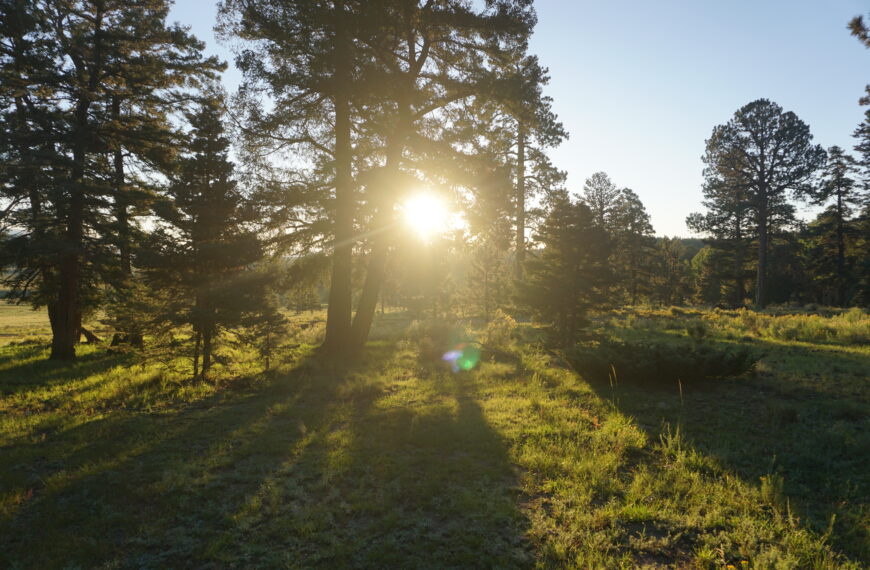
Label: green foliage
xmin=141 ymin=99 xmax=273 ymax=378
xmin=517 ymin=190 xmax=612 ymax=343
xmin=567 ymin=340 xmax=759 ymax=386
xmin=692 ymin=98 xmax=826 ymax=308
xmin=0 ymin=0 xmax=222 ymax=359
xmin=483 ymin=309 xmax=517 ymax=350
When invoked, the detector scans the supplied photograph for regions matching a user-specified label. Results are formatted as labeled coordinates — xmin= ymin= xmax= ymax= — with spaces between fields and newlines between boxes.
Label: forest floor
xmin=0 ymin=307 xmax=867 ymax=568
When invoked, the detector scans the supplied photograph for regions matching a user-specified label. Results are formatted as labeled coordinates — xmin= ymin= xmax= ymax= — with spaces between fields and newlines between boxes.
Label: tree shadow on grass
xmin=1 ymin=339 xmax=530 ymax=568
xmin=582 ymin=335 xmax=869 ymax=562
xmin=0 ymin=343 xmax=134 ymax=397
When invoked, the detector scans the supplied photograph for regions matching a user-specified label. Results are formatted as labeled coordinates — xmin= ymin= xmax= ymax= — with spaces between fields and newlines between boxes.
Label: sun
xmin=401 ymin=193 xmax=449 ymax=240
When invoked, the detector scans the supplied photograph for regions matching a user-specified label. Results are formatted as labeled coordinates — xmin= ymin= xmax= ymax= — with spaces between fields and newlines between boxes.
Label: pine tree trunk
xmin=324 ymin=2 xmax=354 ymax=352
xmin=735 ymin=216 xmax=746 ymax=306
xmin=515 ymin=124 xmax=526 ymax=280
xmin=202 ymin=331 xmax=213 ymax=378
xmin=836 ymin=193 xmax=846 ymax=306
xmin=51 ymin=100 xmax=89 ymax=360
xmin=351 ymin=94 xmax=411 ymax=348
xmin=755 ymin=199 xmax=768 ymax=309
xmin=193 ymin=331 xmax=201 ymax=379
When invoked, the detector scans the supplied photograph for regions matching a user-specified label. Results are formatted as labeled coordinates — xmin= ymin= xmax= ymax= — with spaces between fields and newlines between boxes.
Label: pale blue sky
xmin=169 ymin=0 xmax=869 ymax=236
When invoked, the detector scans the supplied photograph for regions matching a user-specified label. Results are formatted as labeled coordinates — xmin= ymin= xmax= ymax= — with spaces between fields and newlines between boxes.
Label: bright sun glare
xmin=401 ymin=193 xmax=449 ymax=240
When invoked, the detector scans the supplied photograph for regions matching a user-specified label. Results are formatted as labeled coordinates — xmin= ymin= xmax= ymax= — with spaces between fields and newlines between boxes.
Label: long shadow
xmin=1 ymin=338 xmax=529 ymax=568
xmin=0 ymin=346 xmax=331 ymax=567
xmin=581 ymin=334 xmax=869 ymax=561
xmin=309 ymin=365 xmax=529 ymax=568
xmin=163 ymin=343 xmax=530 ymax=568
xmin=0 ymin=343 xmax=134 ymax=397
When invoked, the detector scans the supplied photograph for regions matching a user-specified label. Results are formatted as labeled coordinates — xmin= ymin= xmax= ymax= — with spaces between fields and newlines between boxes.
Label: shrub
xmin=566 ymin=340 xmax=759 ymax=386
xmin=484 ymin=309 xmax=517 ymax=350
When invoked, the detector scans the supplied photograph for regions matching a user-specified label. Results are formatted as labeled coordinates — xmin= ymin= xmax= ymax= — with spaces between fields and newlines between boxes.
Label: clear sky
xmin=168 ymin=0 xmax=869 ymax=236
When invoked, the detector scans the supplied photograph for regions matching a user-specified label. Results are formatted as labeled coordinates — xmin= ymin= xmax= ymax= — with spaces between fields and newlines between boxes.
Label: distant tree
xmin=516 ymin=190 xmax=611 ymax=343
xmin=143 ymin=99 xmax=266 ymax=379
xmin=582 ymin=172 xmax=622 ymax=227
xmin=650 ymin=237 xmax=693 ymax=306
xmin=610 ymin=188 xmax=656 ymax=304
xmin=701 ymin=99 xmax=825 ymax=308
xmin=462 ymin=166 xmax=513 ymax=320
xmin=806 ymin=147 xmax=864 ymax=305
xmin=494 ymin=55 xmax=568 ymax=280
xmin=690 ymin=246 xmax=727 ymax=305
xmin=687 ymin=180 xmax=753 ymax=306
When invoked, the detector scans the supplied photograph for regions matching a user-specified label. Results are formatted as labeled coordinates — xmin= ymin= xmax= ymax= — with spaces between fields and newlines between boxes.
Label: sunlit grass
xmin=0 ymin=308 xmax=865 ymax=567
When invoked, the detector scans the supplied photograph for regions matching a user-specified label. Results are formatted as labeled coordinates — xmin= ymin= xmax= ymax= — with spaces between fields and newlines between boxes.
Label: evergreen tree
xmin=463 ymin=166 xmax=513 ymax=319
xmin=343 ymin=0 xmax=536 ymax=347
xmin=516 ymin=190 xmax=611 ymax=343
xmin=610 ymin=188 xmax=655 ymax=304
xmin=700 ymin=99 xmax=825 ymax=308
xmin=143 ymin=99 xmax=265 ymax=379
xmin=582 ymin=171 xmax=621 ymax=227
xmin=686 ymin=180 xmax=753 ymax=306
xmin=806 ymin=146 xmax=863 ymax=305
xmin=0 ymin=0 xmax=221 ymax=359
xmin=690 ymin=246 xmax=727 ymax=305
xmin=650 ymin=237 xmax=693 ymax=306
xmin=217 ymin=0 xmax=362 ymax=352
xmin=483 ymin=53 xmax=567 ymax=280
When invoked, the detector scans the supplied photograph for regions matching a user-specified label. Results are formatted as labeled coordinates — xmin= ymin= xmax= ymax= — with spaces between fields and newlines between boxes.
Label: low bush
xmin=484 ymin=309 xmax=517 ymax=350
xmin=566 ymin=339 xmax=759 ymax=386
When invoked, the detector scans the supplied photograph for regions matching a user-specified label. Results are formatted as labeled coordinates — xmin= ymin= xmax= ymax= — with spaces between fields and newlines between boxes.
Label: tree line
xmin=2 ymin=2 xmax=869 ymax=365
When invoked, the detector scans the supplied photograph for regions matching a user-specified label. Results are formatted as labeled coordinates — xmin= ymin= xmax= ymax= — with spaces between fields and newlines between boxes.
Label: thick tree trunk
xmin=351 ymin=230 xmax=391 ymax=347
xmin=351 ymin=100 xmax=410 ymax=348
xmin=515 ymin=124 xmax=526 ymax=280
xmin=50 ymin=100 xmax=88 ymax=360
xmin=324 ymin=2 xmax=354 ymax=352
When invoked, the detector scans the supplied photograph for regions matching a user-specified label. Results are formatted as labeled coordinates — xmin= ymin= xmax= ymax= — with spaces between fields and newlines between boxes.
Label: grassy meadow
xmin=0 ymin=306 xmax=867 ymax=568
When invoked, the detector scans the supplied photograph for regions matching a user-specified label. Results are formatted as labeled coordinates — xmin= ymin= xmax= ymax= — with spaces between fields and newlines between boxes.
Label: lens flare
xmin=442 ymin=343 xmax=480 ymax=373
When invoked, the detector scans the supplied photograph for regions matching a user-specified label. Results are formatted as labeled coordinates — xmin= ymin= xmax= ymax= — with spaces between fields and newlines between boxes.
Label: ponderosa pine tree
xmin=463 ymin=166 xmax=514 ymax=319
xmin=217 ymin=0 xmax=362 ymax=353
xmin=700 ymin=99 xmax=825 ymax=308
xmin=344 ymin=0 xmax=536 ymax=347
xmin=483 ymin=53 xmax=567 ymax=280
xmin=650 ymin=237 xmax=693 ymax=306
xmin=805 ymin=146 xmax=863 ymax=305
xmin=610 ymin=188 xmax=655 ymax=304
xmin=516 ymin=190 xmax=611 ymax=343
xmin=0 ymin=0 xmax=221 ymax=359
xmin=582 ymin=172 xmax=622 ymax=227
xmin=0 ymin=0 xmax=63 ymax=315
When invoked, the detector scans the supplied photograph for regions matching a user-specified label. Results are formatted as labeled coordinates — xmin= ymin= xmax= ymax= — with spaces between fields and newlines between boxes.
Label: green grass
xmin=0 ymin=309 xmax=866 ymax=567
